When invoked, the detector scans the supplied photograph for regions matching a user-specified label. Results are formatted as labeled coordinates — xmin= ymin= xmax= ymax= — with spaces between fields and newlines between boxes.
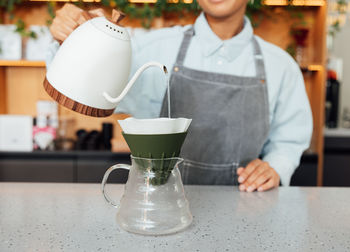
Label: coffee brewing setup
xmin=43 ymin=10 xmax=193 ymax=235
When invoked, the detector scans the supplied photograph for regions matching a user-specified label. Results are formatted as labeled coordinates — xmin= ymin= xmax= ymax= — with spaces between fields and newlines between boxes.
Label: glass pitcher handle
xmin=101 ymin=164 xmax=130 ymax=208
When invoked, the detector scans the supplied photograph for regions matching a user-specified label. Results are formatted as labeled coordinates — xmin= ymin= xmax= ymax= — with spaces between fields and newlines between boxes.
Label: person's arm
xmin=260 ymin=63 xmax=313 ymax=186
xmin=237 ymin=59 xmax=313 ymax=191
xmin=45 ymin=40 xmax=60 ymax=68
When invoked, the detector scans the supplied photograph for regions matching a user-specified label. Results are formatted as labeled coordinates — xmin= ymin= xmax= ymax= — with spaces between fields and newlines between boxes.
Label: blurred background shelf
xmin=263 ymin=0 xmax=325 ymax=6
xmin=0 ymin=150 xmax=317 ymax=186
xmin=0 ymin=60 xmax=45 ymax=67
xmin=27 ymin=0 xmax=102 ymax=2
xmin=0 ymin=150 xmax=131 ymax=183
xmin=25 ymin=0 xmax=325 ymax=6
xmin=301 ymin=64 xmax=324 ymax=73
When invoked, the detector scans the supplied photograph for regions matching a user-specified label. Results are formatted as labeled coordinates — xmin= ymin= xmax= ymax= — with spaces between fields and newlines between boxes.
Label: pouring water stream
xmin=165 ymin=69 xmax=171 ymax=119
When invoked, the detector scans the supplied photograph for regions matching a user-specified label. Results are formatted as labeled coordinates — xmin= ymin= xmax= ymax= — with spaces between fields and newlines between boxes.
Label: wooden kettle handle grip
xmin=111 ymin=9 xmax=126 ymax=25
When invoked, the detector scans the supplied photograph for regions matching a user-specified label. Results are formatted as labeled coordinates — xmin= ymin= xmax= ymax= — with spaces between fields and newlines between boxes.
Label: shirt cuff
xmin=262 ymin=154 xmax=296 ymax=186
xmin=45 ymin=40 xmax=60 ymax=70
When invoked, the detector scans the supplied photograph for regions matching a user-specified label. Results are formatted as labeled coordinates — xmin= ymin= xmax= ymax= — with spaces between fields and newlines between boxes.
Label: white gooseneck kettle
xmin=44 ymin=10 xmax=167 ymax=117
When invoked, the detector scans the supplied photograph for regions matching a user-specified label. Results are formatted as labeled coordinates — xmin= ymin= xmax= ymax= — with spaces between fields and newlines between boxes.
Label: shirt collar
xmin=193 ymin=13 xmax=253 ymax=62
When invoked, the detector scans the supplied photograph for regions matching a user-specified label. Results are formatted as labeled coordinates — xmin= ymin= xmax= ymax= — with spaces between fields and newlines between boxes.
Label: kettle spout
xmin=103 ymin=61 xmax=168 ymax=104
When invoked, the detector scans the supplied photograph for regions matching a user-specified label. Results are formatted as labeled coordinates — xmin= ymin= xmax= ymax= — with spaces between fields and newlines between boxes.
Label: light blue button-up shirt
xmin=46 ymin=13 xmax=312 ymax=186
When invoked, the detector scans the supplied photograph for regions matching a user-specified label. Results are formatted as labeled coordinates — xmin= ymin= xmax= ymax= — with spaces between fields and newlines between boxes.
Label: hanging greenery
xmin=328 ymin=0 xmax=349 ymax=38
xmin=0 ymin=0 xmax=22 ymax=17
xmin=99 ymin=0 xmax=202 ymax=28
xmin=0 ymin=0 xmax=266 ymax=30
xmin=0 ymin=0 xmax=37 ymax=38
xmin=0 ymin=0 xmax=345 ymax=31
xmin=101 ymin=0 xmax=264 ymax=28
xmin=14 ymin=19 xmax=37 ymax=39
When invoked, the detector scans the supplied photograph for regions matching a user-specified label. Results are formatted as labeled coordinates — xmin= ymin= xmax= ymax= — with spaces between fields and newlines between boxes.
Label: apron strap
xmin=175 ymin=28 xmax=267 ymax=81
xmin=252 ymin=37 xmax=266 ymax=81
xmin=175 ymin=27 xmax=194 ymax=66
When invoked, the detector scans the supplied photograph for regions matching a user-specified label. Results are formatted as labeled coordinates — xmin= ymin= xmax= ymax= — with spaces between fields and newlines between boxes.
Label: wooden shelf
xmin=26 ymin=0 xmax=325 ymax=5
xmin=0 ymin=60 xmax=323 ymax=72
xmin=263 ymin=0 xmax=325 ymax=6
xmin=26 ymin=0 xmax=188 ymax=2
xmin=0 ymin=60 xmax=46 ymax=67
xmin=27 ymin=0 xmax=102 ymax=2
xmin=301 ymin=64 xmax=324 ymax=73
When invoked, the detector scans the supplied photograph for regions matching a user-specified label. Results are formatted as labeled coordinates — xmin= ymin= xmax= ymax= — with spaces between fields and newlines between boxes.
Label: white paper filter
xmin=118 ymin=117 xmax=192 ymax=135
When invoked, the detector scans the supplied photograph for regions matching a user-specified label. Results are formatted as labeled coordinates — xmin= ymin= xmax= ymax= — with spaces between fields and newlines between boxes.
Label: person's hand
xmin=237 ymin=159 xmax=280 ymax=192
xmin=50 ymin=3 xmax=105 ymax=43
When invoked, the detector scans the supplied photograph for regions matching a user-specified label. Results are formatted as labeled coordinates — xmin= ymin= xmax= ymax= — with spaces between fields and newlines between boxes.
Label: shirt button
xmin=217 ymin=60 xmax=223 ymax=65
xmin=174 ymin=67 xmax=179 ymax=72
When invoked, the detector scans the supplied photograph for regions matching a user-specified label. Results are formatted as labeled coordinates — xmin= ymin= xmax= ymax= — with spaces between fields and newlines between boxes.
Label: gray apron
xmin=160 ymin=28 xmax=269 ymax=185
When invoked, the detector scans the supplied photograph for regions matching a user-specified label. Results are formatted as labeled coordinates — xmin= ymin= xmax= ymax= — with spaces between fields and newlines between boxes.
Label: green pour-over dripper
xmin=122 ymin=132 xmax=187 ymax=159
xmin=122 ymin=132 xmax=187 ymax=185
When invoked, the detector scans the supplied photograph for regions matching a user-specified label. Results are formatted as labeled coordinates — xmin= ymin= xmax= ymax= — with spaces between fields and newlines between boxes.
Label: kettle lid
xmin=90 ymin=10 xmax=130 ymax=41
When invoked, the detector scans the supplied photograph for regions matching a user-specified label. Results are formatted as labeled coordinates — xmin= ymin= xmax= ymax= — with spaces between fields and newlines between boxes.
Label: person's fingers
xmin=63 ymin=3 xmax=80 ymax=12
xmin=63 ymin=4 xmax=83 ymax=19
xmin=88 ymin=8 xmax=106 ymax=17
xmin=50 ymin=17 xmax=76 ymax=42
xmin=59 ymin=3 xmax=81 ymax=22
xmin=246 ymin=169 xmax=272 ymax=192
xmin=62 ymin=4 xmax=90 ymax=25
xmin=242 ymin=162 xmax=269 ymax=189
xmin=236 ymin=167 xmax=244 ymax=176
xmin=59 ymin=18 xmax=76 ymax=33
xmin=73 ymin=11 xmax=90 ymax=25
xmin=52 ymin=30 xmax=69 ymax=43
xmin=238 ymin=159 xmax=262 ymax=184
xmin=50 ymin=19 xmax=64 ymax=39
xmin=50 ymin=4 xmax=84 ymax=42
xmin=257 ymin=178 xmax=275 ymax=192
xmin=61 ymin=15 xmax=80 ymax=30
xmin=236 ymin=167 xmax=244 ymax=186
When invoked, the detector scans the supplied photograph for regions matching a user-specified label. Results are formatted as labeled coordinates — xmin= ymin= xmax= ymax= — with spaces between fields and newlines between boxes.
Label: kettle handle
xmin=101 ymin=164 xmax=131 ymax=208
xmin=103 ymin=61 xmax=168 ymax=104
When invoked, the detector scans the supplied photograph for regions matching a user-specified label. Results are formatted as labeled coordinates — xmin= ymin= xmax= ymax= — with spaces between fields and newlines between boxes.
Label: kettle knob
xmin=110 ymin=9 xmax=126 ymax=25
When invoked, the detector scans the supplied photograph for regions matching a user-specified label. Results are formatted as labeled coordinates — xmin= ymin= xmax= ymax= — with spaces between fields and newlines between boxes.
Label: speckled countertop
xmin=1 ymin=183 xmax=350 ymax=252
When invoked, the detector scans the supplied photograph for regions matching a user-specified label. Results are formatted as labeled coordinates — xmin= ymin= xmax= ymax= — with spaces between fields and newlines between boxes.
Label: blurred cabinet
xmin=290 ymin=153 xmax=318 ymax=186
xmin=0 ymin=159 xmax=74 ymax=182
xmin=0 ymin=151 xmax=130 ymax=183
xmin=0 ymin=151 xmax=316 ymax=185
xmin=323 ymin=136 xmax=350 ymax=186
xmin=76 ymin=155 xmax=130 ymax=183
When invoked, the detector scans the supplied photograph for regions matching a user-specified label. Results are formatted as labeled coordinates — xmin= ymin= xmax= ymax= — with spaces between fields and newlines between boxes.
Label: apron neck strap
xmin=175 ymin=27 xmax=194 ymax=66
xmin=175 ymin=27 xmax=266 ymax=81
xmin=252 ymin=37 xmax=266 ymax=80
